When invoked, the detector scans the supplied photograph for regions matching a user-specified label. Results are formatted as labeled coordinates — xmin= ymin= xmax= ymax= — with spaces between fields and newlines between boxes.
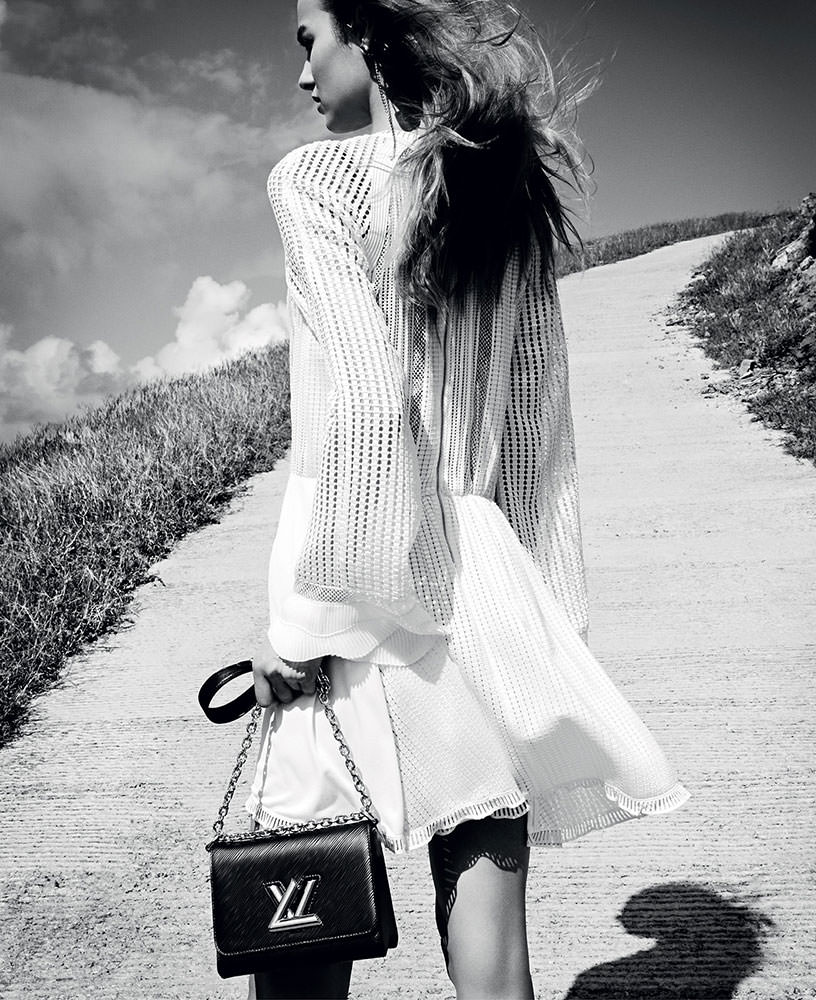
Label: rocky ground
xmin=1 ymin=234 xmax=814 ymax=999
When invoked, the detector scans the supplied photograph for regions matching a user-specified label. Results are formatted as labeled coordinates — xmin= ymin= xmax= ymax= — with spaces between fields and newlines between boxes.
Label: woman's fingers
xmin=252 ymin=667 xmax=297 ymax=706
xmin=270 ymin=672 xmax=295 ymax=704
xmin=250 ymin=647 xmax=325 ymax=706
xmin=292 ymin=656 xmax=323 ymax=695
xmin=252 ymin=663 xmax=275 ymax=707
xmin=299 ymin=673 xmax=317 ymax=695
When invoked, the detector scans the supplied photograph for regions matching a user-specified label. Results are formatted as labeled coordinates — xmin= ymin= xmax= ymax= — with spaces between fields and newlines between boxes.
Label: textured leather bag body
xmin=208 ymin=818 xmax=396 ymax=977
xmin=200 ymin=662 xmax=398 ymax=979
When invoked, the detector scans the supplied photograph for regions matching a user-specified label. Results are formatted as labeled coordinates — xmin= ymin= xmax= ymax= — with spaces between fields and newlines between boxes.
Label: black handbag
xmin=198 ymin=660 xmax=398 ymax=979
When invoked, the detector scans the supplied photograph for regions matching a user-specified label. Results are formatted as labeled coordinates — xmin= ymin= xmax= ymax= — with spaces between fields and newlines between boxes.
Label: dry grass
xmin=675 ymin=210 xmax=816 ymax=463
xmin=0 ymin=346 xmax=290 ymax=744
xmin=555 ymin=211 xmax=775 ymax=278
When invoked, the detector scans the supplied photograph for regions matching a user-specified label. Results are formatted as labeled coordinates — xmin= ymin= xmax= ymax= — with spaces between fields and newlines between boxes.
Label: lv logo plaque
xmin=264 ymin=876 xmax=323 ymax=932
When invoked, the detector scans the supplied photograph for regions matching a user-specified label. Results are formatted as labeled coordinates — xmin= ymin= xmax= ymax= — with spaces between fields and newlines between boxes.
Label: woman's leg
xmin=428 ymin=815 xmax=534 ymax=1000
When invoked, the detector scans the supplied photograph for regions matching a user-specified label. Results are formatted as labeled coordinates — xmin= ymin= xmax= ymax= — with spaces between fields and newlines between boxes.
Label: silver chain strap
xmin=212 ymin=703 xmax=262 ymax=838
xmin=315 ymin=670 xmax=374 ymax=817
xmin=211 ymin=667 xmax=376 ymax=839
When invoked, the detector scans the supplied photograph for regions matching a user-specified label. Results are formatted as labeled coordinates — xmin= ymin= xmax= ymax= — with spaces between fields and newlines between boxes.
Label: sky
xmin=0 ymin=0 xmax=813 ymax=441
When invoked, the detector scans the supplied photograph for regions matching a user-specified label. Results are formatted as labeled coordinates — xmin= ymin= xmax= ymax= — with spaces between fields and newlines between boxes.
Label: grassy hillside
xmin=674 ymin=207 xmax=815 ymax=463
xmin=0 ymin=209 xmax=795 ymax=745
xmin=555 ymin=210 xmax=775 ymax=277
xmin=0 ymin=346 xmax=290 ymax=744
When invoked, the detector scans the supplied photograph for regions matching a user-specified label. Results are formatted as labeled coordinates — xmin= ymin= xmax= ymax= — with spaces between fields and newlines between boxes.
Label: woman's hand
xmin=250 ymin=638 xmax=325 ymax=707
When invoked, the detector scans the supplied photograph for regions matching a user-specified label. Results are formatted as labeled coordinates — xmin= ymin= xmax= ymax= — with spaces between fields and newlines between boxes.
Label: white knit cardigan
xmin=266 ymin=128 xmax=589 ymax=664
xmin=247 ymin=130 xmax=690 ymax=849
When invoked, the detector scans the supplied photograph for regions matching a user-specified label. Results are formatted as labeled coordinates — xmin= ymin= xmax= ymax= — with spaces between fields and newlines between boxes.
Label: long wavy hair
xmin=323 ymin=0 xmax=596 ymax=314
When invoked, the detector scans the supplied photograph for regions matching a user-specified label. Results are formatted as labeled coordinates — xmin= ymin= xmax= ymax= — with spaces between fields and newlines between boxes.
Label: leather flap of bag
xmin=210 ymin=821 xmax=388 ymax=957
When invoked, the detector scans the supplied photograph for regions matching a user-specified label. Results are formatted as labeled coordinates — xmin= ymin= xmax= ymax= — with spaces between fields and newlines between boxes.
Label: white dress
xmin=245 ymin=129 xmax=689 ymax=852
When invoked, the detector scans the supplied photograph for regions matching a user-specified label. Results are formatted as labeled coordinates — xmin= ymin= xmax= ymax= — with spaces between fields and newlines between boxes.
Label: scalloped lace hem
xmin=246 ymin=790 xmax=528 ymax=855
xmin=247 ymin=780 xmax=689 ymax=854
xmin=380 ymin=792 xmax=531 ymax=853
xmin=528 ymin=780 xmax=691 ymax=846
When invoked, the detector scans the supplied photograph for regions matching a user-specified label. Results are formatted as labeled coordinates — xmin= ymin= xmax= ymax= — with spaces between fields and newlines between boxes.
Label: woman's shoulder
xmin=268 ymin=133 xmax=384 ymax=209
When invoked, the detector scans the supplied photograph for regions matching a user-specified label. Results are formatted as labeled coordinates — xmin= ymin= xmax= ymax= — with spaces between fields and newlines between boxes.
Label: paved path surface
xmin=1 ymin=235 xmax=814 ymax=999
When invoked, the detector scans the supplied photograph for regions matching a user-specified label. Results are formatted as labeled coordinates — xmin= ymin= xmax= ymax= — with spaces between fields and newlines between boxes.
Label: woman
xmin=247 ymin=1 xmax=689 ymax=997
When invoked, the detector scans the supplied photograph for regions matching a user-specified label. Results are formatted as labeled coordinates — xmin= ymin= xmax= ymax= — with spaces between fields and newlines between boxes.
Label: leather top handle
xmin=198 ymin=660 xmax=257 ymax=724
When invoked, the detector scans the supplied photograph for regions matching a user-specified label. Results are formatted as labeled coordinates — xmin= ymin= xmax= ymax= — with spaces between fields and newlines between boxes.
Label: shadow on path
xmin=564 ymin=882 xmax=775 ymax=999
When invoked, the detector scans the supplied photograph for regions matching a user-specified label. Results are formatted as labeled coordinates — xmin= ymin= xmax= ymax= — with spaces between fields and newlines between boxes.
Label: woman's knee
xmin=444 ymin=861 xmax=531 ymax=997
xmin=447 ymin=912 xmax=531 ymax=997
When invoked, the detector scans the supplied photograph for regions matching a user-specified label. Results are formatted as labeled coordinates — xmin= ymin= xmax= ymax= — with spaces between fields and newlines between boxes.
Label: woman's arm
xmin=494 ymin=253 xmax=590 ymax=643
xmin=264 ymin=146 xmax=442 ymax=663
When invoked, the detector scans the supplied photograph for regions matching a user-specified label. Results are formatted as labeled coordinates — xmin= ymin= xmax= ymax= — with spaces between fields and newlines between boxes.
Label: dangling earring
xmin=360 ymin=37 xmax=396 ymax=153
xmin=373 ymin=63 xmax=397 ymax=153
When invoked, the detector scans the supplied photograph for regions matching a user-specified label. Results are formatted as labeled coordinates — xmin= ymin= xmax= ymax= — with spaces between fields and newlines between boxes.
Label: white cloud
xmin=177 ymin=51 xmax=246 ymax=96
xmin=86 ymin=338 xmax=122 ymax=375
xmin=134 ymin=276 xmax=289 ymax=379
xmin=0 ymin=67 xmax=312 ymax=354
xmin=133 ymin=48 xmax=286 ymax=123
xmin=0 ymin=71 xmax=275 ymax=279
xmin=0 ymin=322 xmax=127 ymax=440
xmin=0 ymin=277 xmax=290 ymax=441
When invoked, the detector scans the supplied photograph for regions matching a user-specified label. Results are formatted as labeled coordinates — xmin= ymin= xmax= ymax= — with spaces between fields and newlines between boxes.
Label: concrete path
xmin=1 ymin=234 xmax=814 ymax=999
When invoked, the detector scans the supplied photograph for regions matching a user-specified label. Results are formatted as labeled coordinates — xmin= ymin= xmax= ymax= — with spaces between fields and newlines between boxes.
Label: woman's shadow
xmin=564 ymin=882 xmax=775 ymax=999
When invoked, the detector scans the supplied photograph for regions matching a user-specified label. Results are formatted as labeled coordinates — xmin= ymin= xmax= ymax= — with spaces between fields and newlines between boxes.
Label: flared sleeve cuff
xmin=267 ymin=591 xmax=444 ymax=662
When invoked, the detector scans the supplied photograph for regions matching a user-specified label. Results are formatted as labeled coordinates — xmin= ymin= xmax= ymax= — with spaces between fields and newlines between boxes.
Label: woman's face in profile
xmin=295 ymin=0 xmax=373 ymax=133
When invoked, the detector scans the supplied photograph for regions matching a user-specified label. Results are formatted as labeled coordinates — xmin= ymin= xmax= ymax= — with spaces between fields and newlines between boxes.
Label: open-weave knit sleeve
xmin=495 ymin=251 xmax=590 ymax=644
xmin=266 ymin=147 xmax=442 ymax=661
